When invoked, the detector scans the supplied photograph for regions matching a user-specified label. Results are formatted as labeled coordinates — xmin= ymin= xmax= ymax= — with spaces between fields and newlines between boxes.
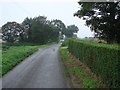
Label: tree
xmin=2 ymin=22 xmax=25 ymax=43
xmin=74 ymin=1 xmax=120 ymax=43
xmin=22 ymin=16 xmax=59 ymax=44
xmin=2 ymin=16 xmax=79 ymax=43
xmin=65 ymin=25 xmax=79 ymax=38
xmin=22 ymin=17 xmax=33 ymax=42
xmin=49 ymin=24 xmax=59 ymax=42
xmin=18 ymin=24 xmax=28 ymax=42
xmin=50 ymin=19 xmax=66 ymax=39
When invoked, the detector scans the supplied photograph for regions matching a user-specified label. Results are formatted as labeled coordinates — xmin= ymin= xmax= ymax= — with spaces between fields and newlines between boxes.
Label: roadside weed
xmin=82 ymin=77 xmax=98 ymax=88
xmin=69 ymin=67 xmax=85 ymax=76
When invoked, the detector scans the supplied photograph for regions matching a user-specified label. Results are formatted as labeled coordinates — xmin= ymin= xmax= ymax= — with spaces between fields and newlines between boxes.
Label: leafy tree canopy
xmin=74 ymin=1 xmax=120 ymax=43
xmin=65 ymin=25 xmax=79 ymax=38
xmin=22 ymin=16 xmax=59 ymax=43
xmin=2 ymin=15 xmax=79 ymax=43
xmin=2 ymin=22 xmax=26 ymax=43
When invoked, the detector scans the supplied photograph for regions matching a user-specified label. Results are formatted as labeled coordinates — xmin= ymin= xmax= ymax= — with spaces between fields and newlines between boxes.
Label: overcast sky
xmin=0 ymin=0 xmax=94 ymax=38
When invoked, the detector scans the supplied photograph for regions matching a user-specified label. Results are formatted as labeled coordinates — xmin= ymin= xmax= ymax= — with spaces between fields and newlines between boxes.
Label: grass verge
xmin=2 ymin=46 xmax=38 ymax=76
xmin=59 ymin=47 xmax=102 ymax=88
xmin=2 ymin=42 xmax=56 ymax=76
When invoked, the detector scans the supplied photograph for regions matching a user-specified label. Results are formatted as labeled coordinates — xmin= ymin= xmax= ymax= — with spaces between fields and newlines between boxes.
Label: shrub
xmin=68 ymin=39 xmax=120 ymax=88
xmin=61 ymin=38 xmax=69 ymax=47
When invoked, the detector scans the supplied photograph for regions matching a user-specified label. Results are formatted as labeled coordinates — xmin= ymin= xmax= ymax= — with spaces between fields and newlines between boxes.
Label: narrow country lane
xmin=2 ymin=44 xmax=67 ymax=88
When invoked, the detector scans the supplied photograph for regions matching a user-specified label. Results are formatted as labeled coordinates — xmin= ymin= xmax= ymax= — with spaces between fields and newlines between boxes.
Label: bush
xmin=2 ymin=44 xmax=10 ymax=50
xmin=68 ymin=38 xmax=120 ymax=88
xmin=61 ymin=38 xmax=69 ymax=47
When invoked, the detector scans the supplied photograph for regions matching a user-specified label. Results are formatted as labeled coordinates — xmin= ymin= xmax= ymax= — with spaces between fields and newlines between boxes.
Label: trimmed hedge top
xmin=71 ymin=39 xmax=120 ymax=50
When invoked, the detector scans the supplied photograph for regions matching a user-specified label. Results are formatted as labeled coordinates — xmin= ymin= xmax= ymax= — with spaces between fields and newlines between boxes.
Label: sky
xmin=0 ymin=0 xmax=94 ymax=38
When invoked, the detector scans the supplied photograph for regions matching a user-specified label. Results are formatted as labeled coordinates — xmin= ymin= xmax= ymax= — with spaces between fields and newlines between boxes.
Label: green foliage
xmin=2 ymin=22 xmax=27 ymax=43
xmin=82 ymin=77 xmax=98 ymax=88
xmin=65 ymin=25 xmax=79 ymax=38
xmin=51 ymin=19 xmax=66 ymax=33
xmin=74 ymin=2 xmax=120 ymax=43
xmin=61 ymin=38 xmax=69 ymax=47
xmin=59 ymin=48 xmax=69 ymax=59
xmin=50 ymin=19 xmax=66 ymax=40
xmin=2 ymin=46 xmax=38 ymax=75
xmin=2 ymin=44 xmax=10 ymax=51
xmin=1 ymin=16 xmax=60 ymax=44
xmin=2 ymin=16 xmax=79 ymax=44
xmin=2 ymin=43 xmax=39 ymax=52
xmin=69 ymin=67 xmax=85 ymax=75
xmin=68 ymin=38 xmax=120 ymax=88
xmin=22 ymin=16 xmax=59 ymax=44
xmin=59 ymin=48 xmax=99 ymax=88
xmin=2 ymin=42 xmax=56 ymax=76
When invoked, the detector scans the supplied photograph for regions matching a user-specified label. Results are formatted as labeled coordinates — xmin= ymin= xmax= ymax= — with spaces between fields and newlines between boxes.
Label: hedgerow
xmin=61 ymin=38 xmax=69 ymax=47
xmin=68 ymin=38 xmax=120 ymax=88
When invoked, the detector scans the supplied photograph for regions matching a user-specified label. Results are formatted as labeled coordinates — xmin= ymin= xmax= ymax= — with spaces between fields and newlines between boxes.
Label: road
xmin=2 ymin=44 xmax=67 ymax=88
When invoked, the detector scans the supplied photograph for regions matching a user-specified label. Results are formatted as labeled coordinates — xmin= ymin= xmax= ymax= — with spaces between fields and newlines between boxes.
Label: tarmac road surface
xmin=2 ymin=44 xmax=67 ymax=88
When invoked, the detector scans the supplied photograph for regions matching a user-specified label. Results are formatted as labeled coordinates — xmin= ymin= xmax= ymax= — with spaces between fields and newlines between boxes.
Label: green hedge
xmin=2 ymin=46 xmax=38 ymax=75
xmin=61 ymin=38 xmax=69 ymax=47
xmin=68 ymin=39 xmax=120 ymax=88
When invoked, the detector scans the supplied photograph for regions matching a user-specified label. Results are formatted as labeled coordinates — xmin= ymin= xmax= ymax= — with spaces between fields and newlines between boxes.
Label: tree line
xmin=2 ymin=16 xmax=79 ymax=44
xmin=75 ymin=1 xmax=120 ymax=43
